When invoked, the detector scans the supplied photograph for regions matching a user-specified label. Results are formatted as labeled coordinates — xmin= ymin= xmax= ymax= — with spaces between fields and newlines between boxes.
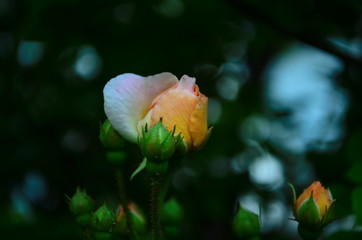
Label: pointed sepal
xmin=296 ymin=193 xmax=321 ymax=230
xmin=232 ymin=204 xmax=261 ymax=239
xmin=130 ymin=158 xmax=147 ymax=181
xmin=288 ymin=183 xmax=297 ymax=215
xmin=320 ymin=200 xmax=336 ymax=227
xmin=138 ymin=119 xmax=176 ymax=163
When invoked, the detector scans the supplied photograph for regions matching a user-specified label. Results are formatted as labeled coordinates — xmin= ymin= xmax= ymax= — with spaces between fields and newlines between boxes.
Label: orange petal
xmin=296 ymin=181 xmax=333 ymax=218
xmin=150 ymin=88 xmax=198 ymax=148
xmin=189 ymin=94 xmax=208 ymax=150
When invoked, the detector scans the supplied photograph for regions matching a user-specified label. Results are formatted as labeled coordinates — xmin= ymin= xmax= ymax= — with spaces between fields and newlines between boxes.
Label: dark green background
xmin=1 ymin=0 xmax=362 ymax=239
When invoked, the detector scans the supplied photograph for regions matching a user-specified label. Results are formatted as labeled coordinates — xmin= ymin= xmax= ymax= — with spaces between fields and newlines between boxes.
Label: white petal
xmin=103 ymin=72 xmax=178 ymax=142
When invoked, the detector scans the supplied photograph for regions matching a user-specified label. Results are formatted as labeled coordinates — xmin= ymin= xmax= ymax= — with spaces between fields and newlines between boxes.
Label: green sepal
xmin=92 ymin=203 xmax=116 ymax=232
xmin=232 ymin=204 xmax=261 ymax=239
xmin=130 ymin=158 xmax=147 ymax=181
xmin=204 ymin=126 xmax=214 ymax=147
xmin=320 ymin=200 xmax=336 ymax=227
xmin=174 ymin=133 xmax=188 ymax=156
xmin=288 ymin=183 xmax=297 ymax=205
xmin=296 ymin=193 xmax=321 ymax=229
xmin=288 ymin=183 xmax=297 ymax=216
xmin=138 ymin=119 xmax=175 ymax=163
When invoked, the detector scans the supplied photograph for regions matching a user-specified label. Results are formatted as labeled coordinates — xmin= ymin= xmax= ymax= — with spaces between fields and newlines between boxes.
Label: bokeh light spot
xmin=74 ymin=45 xmax=102 ymax=81
xmin=249 ymin=153 xmax=284 ymax=190
xmin=17 ymin=41 xmax=44 ymax=67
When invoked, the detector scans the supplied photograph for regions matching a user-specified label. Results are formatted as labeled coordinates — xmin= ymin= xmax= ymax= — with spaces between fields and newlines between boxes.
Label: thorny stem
xmin=150 ymin=173 xmax=169 ymax=240
xmin=149 ymin=163 xmax=175 ymax=240
xmin=114 ymin=167 xmax=139 ymax=240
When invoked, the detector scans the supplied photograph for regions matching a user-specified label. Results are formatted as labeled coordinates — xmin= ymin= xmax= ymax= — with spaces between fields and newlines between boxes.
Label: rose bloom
xmin=294 ymin=181 xmax=334 ymax=222
xmin=103 ymin=72 xmax=208 ymax=152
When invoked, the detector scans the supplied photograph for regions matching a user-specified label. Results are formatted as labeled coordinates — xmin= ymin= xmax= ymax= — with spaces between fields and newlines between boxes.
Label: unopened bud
xmin=92 ymin=203 xmax=116 ymax=232
xmin=174 ymin=134 xmax=188 ymax=156
xmin=232 ymin=204 xmax=260 ymax=239
xmin=100 ymin=119 xmax=125 ymax=150
xmin=290 ymin=181 xmax=336 ymax=238
xmin=138 ymin=120 xmax=175 ymax=163
xmin=161 ymin=198 xmax=183 ymax=224
xmin=68 ymin=187 xmax=95 ymax=216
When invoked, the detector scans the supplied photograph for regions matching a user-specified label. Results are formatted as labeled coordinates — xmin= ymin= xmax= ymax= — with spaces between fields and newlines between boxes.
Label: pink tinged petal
xmin=103 ymin=72 xmax=178 ymax=143
xmin=179 ymin=75 xmax=196 ymax=91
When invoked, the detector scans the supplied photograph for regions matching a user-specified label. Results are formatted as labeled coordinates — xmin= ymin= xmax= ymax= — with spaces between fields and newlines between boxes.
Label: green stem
xmin=150 ymin=174 xmax=169 ymax=240
xmin=298 ymin=224 xmax=321 ymax=240
xmin=114 ymin=167 xmax=139 ymax=240
xmin=149 ymin=157 xmax=182 ymax=240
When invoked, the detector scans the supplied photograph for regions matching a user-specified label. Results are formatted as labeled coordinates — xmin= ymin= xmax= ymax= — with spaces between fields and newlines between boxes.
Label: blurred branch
xmin=227 ymin=0 xmax=361 ymax=65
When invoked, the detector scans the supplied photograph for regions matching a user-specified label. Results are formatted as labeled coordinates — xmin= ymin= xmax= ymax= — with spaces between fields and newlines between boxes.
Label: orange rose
xmin=103 ymin=73 xmax=209 ymax=152
xmin=291 ymin=181 xmax=335 ymax=230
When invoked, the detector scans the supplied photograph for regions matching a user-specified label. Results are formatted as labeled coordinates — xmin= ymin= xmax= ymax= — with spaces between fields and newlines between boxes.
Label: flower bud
xmin=138 ymin=120 xmax=175 ymax=163
xmin=92 ymin=203 xmax=116 ymax=232
xmin=68 ymin=187 xmax=95 ymax=216
xmin=100 ymin=119 xmax=125 ymax=150
xmin=114 ymin=203 xmax=146 ymax=235
xmin=232 ymin=204 xmax=261 ymax=239
xmin=291 ymin=181 xmax=335 ymax=231
xmin=161 ymin=198 xmax=184 ymax=225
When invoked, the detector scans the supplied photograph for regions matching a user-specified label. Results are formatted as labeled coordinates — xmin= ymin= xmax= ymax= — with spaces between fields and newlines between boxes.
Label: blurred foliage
xmin=1 ymin=0 xmax=362 ymax=239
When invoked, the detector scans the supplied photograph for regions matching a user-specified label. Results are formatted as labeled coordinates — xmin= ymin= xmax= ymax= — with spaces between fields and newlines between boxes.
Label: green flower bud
xmin=92 ymin=203 xmax=116 ymax=232
xmin=291 ymin=181 xmax=336 ymax=231
xmin=138 ymin=120 xmax=176 ymax=163
xmin=100 ymin=119 xmax=125 ymax=150
xmin=161 ymin=198 xmax=183 ymax=224
xmin=232 ymin=204 xmax=260 ymax=239
xmin=68 ymin=187 xmax=95 ymax=216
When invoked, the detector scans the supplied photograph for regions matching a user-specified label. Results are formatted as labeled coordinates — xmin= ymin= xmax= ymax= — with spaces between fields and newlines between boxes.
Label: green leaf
xmin=130 ymin=158 xmax=147 ymax=181
xmin=352 ymin=187 xmax=362 ymax=226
